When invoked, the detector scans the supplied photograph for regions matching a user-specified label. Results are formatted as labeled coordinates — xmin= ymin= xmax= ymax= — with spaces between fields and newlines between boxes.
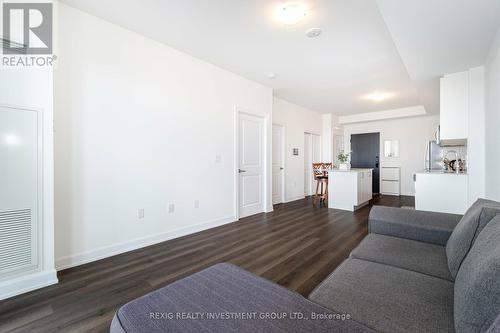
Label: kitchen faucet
xmin=446 ymin=150 xmax=460 ymax=174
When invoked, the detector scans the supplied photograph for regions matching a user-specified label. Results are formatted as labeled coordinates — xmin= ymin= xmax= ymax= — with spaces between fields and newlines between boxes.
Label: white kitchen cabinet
xmin=329 ymin=169 xmax=373 ymax=211
xmin=440 ymin=71 xmax=469 ymax=140
xmin=415 ymin=172 xmax=468 ymax=214
xmin=381 ymin=167 xmax=400 ymax=196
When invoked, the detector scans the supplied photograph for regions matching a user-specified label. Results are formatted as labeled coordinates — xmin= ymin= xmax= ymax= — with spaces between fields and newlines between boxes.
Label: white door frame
xmin=234 ymin=106 xmax=270 ymax=220
xmin=272 ymin=123 xmax=286 ymax=204
xmin=333 ymin=133 xmax=344 ymax=166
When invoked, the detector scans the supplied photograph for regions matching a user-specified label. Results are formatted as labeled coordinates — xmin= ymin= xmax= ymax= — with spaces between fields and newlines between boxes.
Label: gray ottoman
xmin=111 ymin=263 xmax=373 ymax=333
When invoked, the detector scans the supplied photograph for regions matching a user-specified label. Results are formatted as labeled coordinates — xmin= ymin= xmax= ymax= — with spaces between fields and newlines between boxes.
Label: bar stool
xmin=323 ymin=163 xmax=333 ymax=172
xmin=313 ymin=163 xmax=328 ymax=207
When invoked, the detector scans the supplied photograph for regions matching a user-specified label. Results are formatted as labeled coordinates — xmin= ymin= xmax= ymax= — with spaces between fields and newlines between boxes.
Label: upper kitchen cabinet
xmin=440 ymin=71 xmax=469 ymax=140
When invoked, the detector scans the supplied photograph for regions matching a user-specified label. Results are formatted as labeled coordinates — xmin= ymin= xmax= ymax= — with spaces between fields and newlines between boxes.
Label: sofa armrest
xmin=368 ymin=206 xmax=462 ymax=246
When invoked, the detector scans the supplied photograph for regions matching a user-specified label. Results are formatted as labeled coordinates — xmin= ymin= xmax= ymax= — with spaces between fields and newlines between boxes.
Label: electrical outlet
xmin=168 ymin=204 xmax=175 ymax=213
xmin=194 ymin=200 xmax=200 ymax=209
xmin=137 ymin=208 xmax=145 ymax=219
xmin=215 ymin=155 xmax=222 ymax=163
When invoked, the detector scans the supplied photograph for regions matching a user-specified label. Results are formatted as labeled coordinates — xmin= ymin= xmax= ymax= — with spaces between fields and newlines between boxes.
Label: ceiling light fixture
xmin=277 ymin=3 xmax=307 ymax=25
xmin=362 ymin=91 xmax=395 ymax=102
xmin=305 ymin=27 xmax=322 ymax=38
xmin=267 ymin=72 xmax=277 ymax=79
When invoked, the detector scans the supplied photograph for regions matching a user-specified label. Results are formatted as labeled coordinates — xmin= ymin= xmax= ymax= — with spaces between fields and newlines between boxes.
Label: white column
xmin=321 ymin=114 xmax=333 ymax=162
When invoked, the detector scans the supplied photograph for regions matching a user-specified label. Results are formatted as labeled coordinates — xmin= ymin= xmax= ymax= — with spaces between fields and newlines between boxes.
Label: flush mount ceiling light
xmin=362 ymin=91 xmax=395 ymax=102
xmin=277 ymin=3 xmax=307 ymax=25
xmin=305 ymin=27 xmax=322 ymax=38
xmin=267 ymin=72 xmax=277 ymax=79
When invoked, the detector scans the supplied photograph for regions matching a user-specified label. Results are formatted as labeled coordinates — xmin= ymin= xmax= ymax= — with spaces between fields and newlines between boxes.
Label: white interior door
xmin=272 ymin=124 xmax=284 ymax=204
xmin=312 ymin=134 xmax=321 ymax=164
xmin=239 ymin=113 xmax=265 ymax=218
xmin=304 ymin=133 xmax=321 ymax=196
xmin=312 ymin=134 xmax=321 ymax=191
xmin=304 ymin=133 xmax=312 ymax=196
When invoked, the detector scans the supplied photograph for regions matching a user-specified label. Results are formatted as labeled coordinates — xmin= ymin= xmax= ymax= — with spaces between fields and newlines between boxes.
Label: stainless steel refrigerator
xmin=426 ymin=140 xmax=444 ymax=171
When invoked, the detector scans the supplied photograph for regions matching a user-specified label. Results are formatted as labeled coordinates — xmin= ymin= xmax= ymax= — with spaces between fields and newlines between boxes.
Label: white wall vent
xmin=0 ymin=209 xmax=33 ymax=272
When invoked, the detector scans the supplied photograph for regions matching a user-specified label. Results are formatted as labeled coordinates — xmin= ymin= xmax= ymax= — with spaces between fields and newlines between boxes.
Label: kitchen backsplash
xmin=440 ymin=145 xmax=468 ymax=169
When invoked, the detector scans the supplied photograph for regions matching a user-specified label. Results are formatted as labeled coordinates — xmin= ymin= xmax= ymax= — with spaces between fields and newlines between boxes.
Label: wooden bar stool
xmin=312 ymin=163 xmax=329 ymax=207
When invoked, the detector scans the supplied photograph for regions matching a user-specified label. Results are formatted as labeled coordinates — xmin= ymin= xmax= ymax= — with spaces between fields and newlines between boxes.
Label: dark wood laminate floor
xmin=0 ymin=195 xmax=414 ymax=333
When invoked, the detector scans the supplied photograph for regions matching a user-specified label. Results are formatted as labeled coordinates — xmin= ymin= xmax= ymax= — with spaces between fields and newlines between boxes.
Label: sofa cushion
xmin=369 ymin=206 xmax=461 ymax=245
xmin=454 ymin=214 xmax=500 ymax=333
xmin=309 ymin=258 xmax=455 ymax=333
xmin=446 ymin=199 xmax=500 ymax=278
xmin=485 ymin=312 xmax=500 ymax=333
xmin=111 ymin=263 xmax=374 ymax=333
xmin=350 ymin=234 xmax=452 ymax=281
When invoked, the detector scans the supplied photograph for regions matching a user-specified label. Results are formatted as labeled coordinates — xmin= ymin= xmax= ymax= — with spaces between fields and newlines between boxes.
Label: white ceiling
xmin=376 ymin=0 xmax=500 ymax=114
xmin=60 ymin=0 xmax=500 ymax=115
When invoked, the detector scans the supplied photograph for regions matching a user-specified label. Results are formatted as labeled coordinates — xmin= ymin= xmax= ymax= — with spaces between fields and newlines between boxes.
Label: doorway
xmin=350 ymin=133 xmax=380 ymax=193
xmin=272 ymin=124 xmax=285 ymax=204
xmin=333 ymin=134 xmax=344 ymax=166
xmin=304 ymin=133 xmax=321 ymax=196
xmin=238 ymin=112 xmax=266 ymax=218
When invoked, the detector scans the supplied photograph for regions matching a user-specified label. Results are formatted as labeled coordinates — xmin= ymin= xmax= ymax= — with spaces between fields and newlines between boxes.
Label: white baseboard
xmin=55 ymin=215 xmax=237 ymax=271
xmin=285 ymin=195 xmax=306 ymax=203
xmin=0 ymin=269 xmax=58 ymax=300
xmin=380 ymin=192 xmax=415 ymax=197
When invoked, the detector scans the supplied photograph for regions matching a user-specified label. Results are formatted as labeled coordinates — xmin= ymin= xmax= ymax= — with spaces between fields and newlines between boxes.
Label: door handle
xmin=280 ymin=167 xmax=284 ymax=170
xmin=238 ymin=169 xmax=246 ymax=173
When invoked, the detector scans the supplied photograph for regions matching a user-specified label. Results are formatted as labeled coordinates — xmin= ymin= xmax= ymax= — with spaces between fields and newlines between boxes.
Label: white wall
xmin=485 ymin=27 xmax=500 ymax=201
xmin=467 ymin=67 xmax=486 ymax=204
xmin=321 ymin=114 xmax=333 ymax=163
xmin=54 ymin=4 xmax=273 ymax=269
xmin=272 ymin=98 xmax=322 ymax=202
xmin=0 ymin=67 xmax=57 ymax=297
xmin=343 ymin=115 xmax=439 ymax=196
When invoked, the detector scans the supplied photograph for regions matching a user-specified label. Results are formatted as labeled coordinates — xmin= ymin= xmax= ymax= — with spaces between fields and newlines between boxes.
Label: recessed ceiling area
xmin=376 ymin=0 xmax=500 ymax=114
xmin=59 ymin=0 xmax=500 ymax=115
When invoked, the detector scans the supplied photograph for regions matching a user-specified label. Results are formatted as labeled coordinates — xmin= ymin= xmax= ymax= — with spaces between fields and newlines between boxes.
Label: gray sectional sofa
xmin=111 ymin=199 xmax=500 ymax=333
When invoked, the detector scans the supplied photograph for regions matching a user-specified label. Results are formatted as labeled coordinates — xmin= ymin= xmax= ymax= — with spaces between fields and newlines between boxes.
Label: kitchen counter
xmin=330 ymin=168 xmax=374 ymax=173
xmin=415 ymin=170 xmax=467 ymax=175
xmin=415 ymin=171 xmax=468 ymax=214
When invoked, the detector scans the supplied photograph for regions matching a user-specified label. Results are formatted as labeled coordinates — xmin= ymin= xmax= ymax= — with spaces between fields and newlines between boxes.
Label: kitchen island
xmin=328 ymin=168 xmax=373 ymax=211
